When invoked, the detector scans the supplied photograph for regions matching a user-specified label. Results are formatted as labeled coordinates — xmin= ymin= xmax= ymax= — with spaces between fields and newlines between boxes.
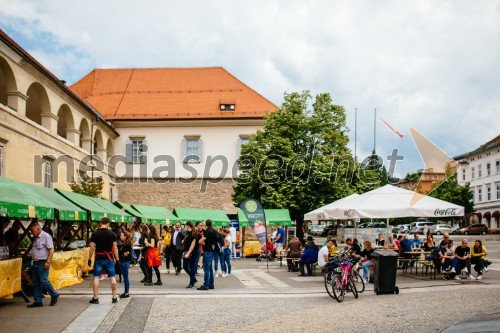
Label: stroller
xmin=257 ymin=241 xmax=276 ymax=262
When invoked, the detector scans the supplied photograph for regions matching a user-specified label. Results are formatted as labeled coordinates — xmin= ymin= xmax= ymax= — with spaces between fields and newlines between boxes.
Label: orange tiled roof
xmin=70 ymin=67 xmax=278 ymax=120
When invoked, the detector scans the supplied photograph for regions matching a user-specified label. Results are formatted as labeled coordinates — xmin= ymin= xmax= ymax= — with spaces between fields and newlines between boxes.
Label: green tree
xmin=233 ymin=91 xmax=380 ymax=241
xmin=429 ymin=174 xmax=474 ymax=214
xmin=69 ymin=174 xmax=104 ymax=198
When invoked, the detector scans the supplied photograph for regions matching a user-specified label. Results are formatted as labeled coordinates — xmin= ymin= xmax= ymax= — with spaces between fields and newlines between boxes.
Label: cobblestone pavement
xmin=1 ymin=237 xmax=499 ymax=332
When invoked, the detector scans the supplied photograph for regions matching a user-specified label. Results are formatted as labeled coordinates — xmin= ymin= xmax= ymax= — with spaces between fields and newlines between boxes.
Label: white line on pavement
xmin=61 ymin=300 xmax=115 ymax=333
xmin=252 ymin=270 xmax=291 ymax=288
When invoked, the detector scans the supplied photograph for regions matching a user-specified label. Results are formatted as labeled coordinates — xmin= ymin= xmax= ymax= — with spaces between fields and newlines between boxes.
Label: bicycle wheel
xmin=331 ymin=275 xmax=344 ymax=303
xmin=352 ymin=270 xmax=365 ymax=293
xmin=349 ymin=277 xmax=359 ymax=299
xmin=324 ymin=272 xmax=335 ymax=299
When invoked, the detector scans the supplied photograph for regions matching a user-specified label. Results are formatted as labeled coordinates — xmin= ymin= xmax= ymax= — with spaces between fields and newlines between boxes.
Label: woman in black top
xmin=360 ymin=241 xmax=375 ymax=282
xmin=118 ymin=231 xmax=132 ymax=298
xmin=375 ymin=234 xmax=385 ymax=247
xmin=144 ymin=225 xmax=162 ymax=286
xmin=138 ymin=225 xmax=150 ymax=284
xmin=182 ymin=221 xmax=199 ymax=288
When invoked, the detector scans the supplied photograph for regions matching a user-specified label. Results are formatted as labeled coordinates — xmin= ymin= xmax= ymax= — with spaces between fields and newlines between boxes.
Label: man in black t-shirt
xmin=454 ymin=239 xmax=475 ymax=280
xmin=198 ymin=219 xmax=217 ymax=290
xmin=88 ymin=217 xmax=119 ymax=304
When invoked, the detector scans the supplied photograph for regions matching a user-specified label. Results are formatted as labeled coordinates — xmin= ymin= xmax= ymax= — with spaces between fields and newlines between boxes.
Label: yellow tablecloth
xmin=49 ymin=248 xmax=91 ymax=290
xmin=0 ymin=258 xmax=22 ymax=299
xmin=243 ymin=241 xmax=262 ymax=256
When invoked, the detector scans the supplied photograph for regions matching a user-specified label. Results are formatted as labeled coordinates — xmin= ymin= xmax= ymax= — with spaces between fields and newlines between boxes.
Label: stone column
xmin=5 ymin=91 xmax=28 ymax=116
xmin=65 ymin=128 xmax=80 ymax=146
xmin=81 ymin=138 xmax=92 ymax=153
xmin=40 ymin=112 xmax=59 ymax=135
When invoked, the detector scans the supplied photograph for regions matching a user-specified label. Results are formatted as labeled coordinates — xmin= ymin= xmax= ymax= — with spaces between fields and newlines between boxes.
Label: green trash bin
xmin=372 ymin=250 xmax=399 ymax=295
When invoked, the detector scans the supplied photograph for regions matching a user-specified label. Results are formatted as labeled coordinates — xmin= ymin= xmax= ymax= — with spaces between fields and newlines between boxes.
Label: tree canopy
xmin=69 ymin=175 xmax=104 ymax=198
xmin=429 ymin=173 xmax=474 ymax=214
xmin=233 ymin=91 xmax=381 ymax=239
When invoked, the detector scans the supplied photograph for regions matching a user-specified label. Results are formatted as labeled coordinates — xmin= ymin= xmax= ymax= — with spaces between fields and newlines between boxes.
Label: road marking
xmin=232 ymin=270 xmax=263 ymax=288
xmin=62 ymin=300 xmax=115 ymax=333
xmin=252 ymin=270 xmax=291 ymax=288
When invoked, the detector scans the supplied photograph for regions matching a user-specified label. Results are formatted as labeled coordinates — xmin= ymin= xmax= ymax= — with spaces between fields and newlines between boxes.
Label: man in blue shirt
xmin=274 ymin=224 xmax=286 ymax=257
xmin=410 ymin=233 xmax=422 ymax=249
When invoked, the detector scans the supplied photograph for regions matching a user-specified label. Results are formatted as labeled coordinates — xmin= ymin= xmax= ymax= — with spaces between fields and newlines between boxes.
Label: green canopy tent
xmin=173 ymin=208 xmax=231 ymax=227
xmin=132 ymin=205 xmax=180 ymax=225
xmin=0 ymin=176 xmax=87 ymax=221
xmin=113 ymin=201 xmax=147 ymax=221
xmin=55 ymin=189 xmax=131 ymax=223
xmin=0 ymin=176 xmax=89 ymax=257
xmin=237 ymin=209 xmax=293 ymax=227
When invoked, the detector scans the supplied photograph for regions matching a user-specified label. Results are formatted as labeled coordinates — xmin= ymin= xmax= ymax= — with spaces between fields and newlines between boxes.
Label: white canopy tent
xmin=304 ymin=193 xmax=359 ymax=221
xmin=323 ymin=184 xmax=465 ymax=237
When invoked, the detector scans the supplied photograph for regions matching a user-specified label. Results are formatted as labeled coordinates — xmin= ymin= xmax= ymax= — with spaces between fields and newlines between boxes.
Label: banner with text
xmin=240 ymin=198 xmax=267 ymax=247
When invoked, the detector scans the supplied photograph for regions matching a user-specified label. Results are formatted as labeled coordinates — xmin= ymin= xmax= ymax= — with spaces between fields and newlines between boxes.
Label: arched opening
xmin=0 ymin=56 xmax=17 ymax=107
xmin=26 ymin=82 xmax=50 ymax=127
xmin=93 ymin=129 xmax=104 ymax=157
xmin=78 ymin=118 xmax=90 ymax=151
xmin=57 ymin=104 xmax=74 ymax=139
xmin=106 ymin=139 xmax=114 ymax=160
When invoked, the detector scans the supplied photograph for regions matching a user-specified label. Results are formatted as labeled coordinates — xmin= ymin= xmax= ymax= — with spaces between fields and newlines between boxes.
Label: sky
xmin=1 ymin=0 xmax=499 ymax=178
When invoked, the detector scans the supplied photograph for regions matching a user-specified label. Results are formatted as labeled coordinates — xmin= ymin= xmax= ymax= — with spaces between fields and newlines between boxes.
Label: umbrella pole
xmin=386 ymin=218 xmax=390 ymax=238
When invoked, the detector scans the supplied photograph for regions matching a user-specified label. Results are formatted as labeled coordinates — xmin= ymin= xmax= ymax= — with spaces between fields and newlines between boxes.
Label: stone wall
xmin=116 ymin=178 xmax=238 ymax=214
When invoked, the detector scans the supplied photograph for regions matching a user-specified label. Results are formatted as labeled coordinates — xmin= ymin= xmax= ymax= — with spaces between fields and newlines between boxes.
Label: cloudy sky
xmin=1 ymin=0 xmax=499 ymax=177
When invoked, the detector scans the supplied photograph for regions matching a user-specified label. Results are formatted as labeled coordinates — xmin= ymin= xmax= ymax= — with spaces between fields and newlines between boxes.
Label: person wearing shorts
xmin=275 ymin=224 xmax=286 ymax=257
xmin=88 ymin=217 xmax=119 ymax=304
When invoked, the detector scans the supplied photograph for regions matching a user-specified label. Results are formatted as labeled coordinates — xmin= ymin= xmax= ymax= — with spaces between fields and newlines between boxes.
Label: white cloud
xmin=1 ymin=0 xmax=499 ymax=177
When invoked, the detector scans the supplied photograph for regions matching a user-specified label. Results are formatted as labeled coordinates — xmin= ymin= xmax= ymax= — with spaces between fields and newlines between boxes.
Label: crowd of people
xmin=292 ymin=231 xmax=493 ymax=284
xmin=85 ymin=217 xmax=239 ymax=304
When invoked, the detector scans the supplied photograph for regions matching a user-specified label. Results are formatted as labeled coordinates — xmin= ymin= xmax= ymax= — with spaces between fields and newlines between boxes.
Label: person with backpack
xmin=213 ymin=228 xmax=226 ymax=277
xmin=198 ymin=219 xmax=217 ymax=290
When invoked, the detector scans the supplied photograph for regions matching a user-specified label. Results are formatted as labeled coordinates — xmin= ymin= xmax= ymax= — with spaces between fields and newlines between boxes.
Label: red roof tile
xmin=70 ymin=67 xmax=278 ymax=120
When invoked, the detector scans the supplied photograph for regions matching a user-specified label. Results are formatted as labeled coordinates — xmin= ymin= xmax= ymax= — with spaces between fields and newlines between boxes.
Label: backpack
xmin=214 ymin=231 xmax=225 ymax=253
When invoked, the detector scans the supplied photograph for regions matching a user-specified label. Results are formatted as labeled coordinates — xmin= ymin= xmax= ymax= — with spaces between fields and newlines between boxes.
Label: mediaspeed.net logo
xmin=409 ymin=128 xmax=460 ymax=206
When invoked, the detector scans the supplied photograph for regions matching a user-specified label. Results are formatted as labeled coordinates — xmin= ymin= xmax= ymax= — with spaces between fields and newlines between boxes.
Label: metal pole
xmin=354 ymin=108 xmax=357 ymax=162
xmin=373 ymin=108 xmax=377 ymax=154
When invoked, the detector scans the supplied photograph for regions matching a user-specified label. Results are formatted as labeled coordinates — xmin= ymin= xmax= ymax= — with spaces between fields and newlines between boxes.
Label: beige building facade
xmin=0 ymin=30 xmax=119 ymax=198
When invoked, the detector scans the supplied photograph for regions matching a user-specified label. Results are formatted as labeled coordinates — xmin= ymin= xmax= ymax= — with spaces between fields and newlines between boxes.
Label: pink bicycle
xmin=329 ymin=253 xmax=359 ymax=302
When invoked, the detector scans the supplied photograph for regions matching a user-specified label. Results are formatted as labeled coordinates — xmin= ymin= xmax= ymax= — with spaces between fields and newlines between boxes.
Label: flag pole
xmin=354 ymin=107 xmax=357 ymax=162
xmin=373 ymin=108 xmax=377 ymax=154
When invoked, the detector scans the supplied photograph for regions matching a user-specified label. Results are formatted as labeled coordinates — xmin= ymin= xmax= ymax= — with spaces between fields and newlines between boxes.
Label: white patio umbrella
xmin=323 ymin=184 xmax=465 ymax=235
xmin=304 ymin=193 xmax=359 ymax=221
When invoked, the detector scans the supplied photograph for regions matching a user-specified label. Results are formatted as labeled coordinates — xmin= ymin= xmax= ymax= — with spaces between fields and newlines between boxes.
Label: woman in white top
xmin=222 ymin=229 xmax=232 ymax=276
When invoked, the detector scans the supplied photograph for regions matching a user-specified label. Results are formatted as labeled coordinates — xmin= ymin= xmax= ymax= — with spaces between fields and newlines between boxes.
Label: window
xmin=478 ymin=164 xmax=482 ymax=178
xmin=486 ymin=163 xmax=491 ymax=176
xmin=131 ymin=140 xmax=143 ymax=163
xmin=462 ymin=169 xmax=466 ymax=181
xmin=182 ymin=136 xmax=202 ymax=163
xmin=478 ymin=188 xmax=482 ymax=202
xmin=496 ymin=160 xmax=500 ymax=173
xmin=0 ymin=139 xmax=6 ymax=177
xmin=497 ymin=185 xmax=500 ymax=200
xmin=237 ymin=135 xmax=250 ymax=157
xmin=125 ymin=137 xmax=147 ymax=164
xmin=487 ymin=186 xmax=491 ymax=201
xmin=220 ymin=104 xmax=235 ymax=111
xmin=43 ymin=159 xmax=52 ymax=188
xmin=471 ymin=167 xmax=475 ymax=179
xmin=0 ymin=145 xmax=3 ymax=177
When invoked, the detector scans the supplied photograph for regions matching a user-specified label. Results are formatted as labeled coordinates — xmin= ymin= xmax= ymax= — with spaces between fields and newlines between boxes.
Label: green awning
xmin=89 ymin=197 xmax=133 ymax=223
xmin=0 ymin=176 xmax=87 ymax=221
xmin=238 ymin=209 xmax=293 ymax=227
xmin=132 ymin=205 xmax=180 ymax=225
xmin=173 ymin=208 xmax=231 ymax=227
xmin=56 ymin=189 xmax=131 ymax=223
xmin=114 ymin=202 xmax=147 ymax=220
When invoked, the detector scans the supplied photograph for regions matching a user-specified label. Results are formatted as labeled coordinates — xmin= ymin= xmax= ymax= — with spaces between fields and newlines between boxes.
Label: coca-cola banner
xmin=240 ymin=198 xmax=267 ymax=246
